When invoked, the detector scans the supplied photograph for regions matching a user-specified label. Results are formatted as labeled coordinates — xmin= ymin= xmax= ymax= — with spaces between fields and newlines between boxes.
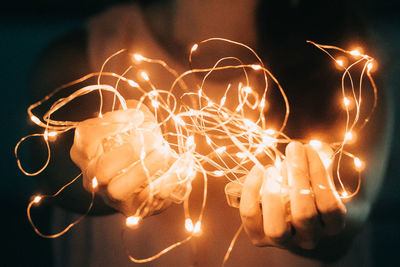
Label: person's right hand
xmin=70 ymin=100 xmax=194 ymax=218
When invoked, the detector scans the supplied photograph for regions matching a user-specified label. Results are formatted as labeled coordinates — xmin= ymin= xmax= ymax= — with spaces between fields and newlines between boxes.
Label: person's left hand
xmin=238 ymin=141 xmax=346 ymax=249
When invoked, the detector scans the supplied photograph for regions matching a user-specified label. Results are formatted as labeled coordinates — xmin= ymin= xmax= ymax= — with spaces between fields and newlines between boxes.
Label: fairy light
xmin=343 ymin=97 xmax=350 ymax=107
xmin=128 ymin=79 xmax=139 ymax=87
xmin=185 ymin=218 xmax=194 ymax=232
xmin=193 ymin=221 xmax=202 ymax=235
xmin=191 ymin=44 xmax=198 ymax=52
xmin=33 ymin=195 xmax=42 ymax=204
xmin=16 ymin=38 xmax=378 ymax=264
xmin=126 ymin=216 xmax=141 ymax=227
xmin=140 ymin=71 xmax=149 ymax=81
xmin=336 ymin=59 xmax=344 ymax=67
xmin=344 ymin=131 xmax=353 ymax=142
xmin=30 ymin=115 xmax=41 ymax=125
xmin=251 ymin=64 xmax=262 ymax=70
xmin=133 ymin=53 xmax=145 ymax=62
xmin=92 ymin=177 xmax=98 ymax=189
xmin=354 ymin=157 xmax=363 ymax=170
xmin=350 ymin=49 xmax=361 ymax=56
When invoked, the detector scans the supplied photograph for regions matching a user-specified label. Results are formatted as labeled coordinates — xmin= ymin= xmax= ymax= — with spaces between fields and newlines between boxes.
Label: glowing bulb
xmin=367 ymin=62 xmax=373 ymax=71
xmin=133 ymin=54 xmax=144 ymax=62
xmin=354 ymin=157 xmax=363 ymax=170
xmin=33 ymin=195 xmax=42 ymax=204
xmin=128 ymin=80 xmax=139 ymax=87
xmin=185 ymin=218 xmax=194 ymax=232
xmin=186 ymin=136 xmax=195 ymax=148
xmin=215 ymin=146 xmax=226 ymax=154
xmin=265 ymin=129 xmax=275 ymax=135
xmin=242 ymin=86 xmax=252 ymax=94
xmin=126 ymin=216 xmax=141 ymax=227
xmin=205 ymin=136 xmax=212 ymax=145
xmin=140 ymin=71 xmax=149 ymax=81
xmin=350 ymin=50 xmax=361 ymax=56
xmin=213 ymin=170 xmax=224 ymax=177
xmin=336 ymin=59 xmax=344 ymax=67
xmin=220 ymin=96 xmax=226 ymax=106
xmin=30 ymin=115 xmax=41 ymax=125
xmin=193 ymin=221 xmax=201 ymax=235
xmin=92 ymin=177 xmax=98 ymax=189
xmin=343 ymin=97 xmax=350 ymax=107
xmin=309 ymin=139 xmax=322 ymax=150
xmin=260 ymin=98 xmax=266 ymax=110
xmin=47 ymin=131 xmax=58 ymax=137
xmin=345 ymin=132 xmax=353 ymax=141
xmin=191 ymin=44 xmax=198 ymax=52
xmin=236 ymin=152 xmax=246 ymax=159
xmin=173 ymin=116 xmax=185 ymax=126
xmin=207 ymin=101 xmax=214 ymax=107
xmin=251 ymin=64 xmax=262 ymax=70
xmin=151 ymin=100 xmax=159 ymax=108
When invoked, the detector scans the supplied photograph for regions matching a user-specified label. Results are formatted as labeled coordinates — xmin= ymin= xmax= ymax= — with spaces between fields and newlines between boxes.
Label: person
xmin=29 ymin=0 xmax=392 ymax=266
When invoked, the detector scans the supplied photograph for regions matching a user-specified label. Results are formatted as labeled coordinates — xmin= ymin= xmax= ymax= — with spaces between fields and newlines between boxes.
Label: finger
xmin=286 ymin=142 xmax=321 ymax=249
xmin=74 ymin=109 xmax=145 ymax=160
xmin=107 ymin=147 xmax=172 ymax=201
xmin=262 ymin=166 xmax=291 ymax=245
xmin=94 ymin=143 xmax=138 ymax=185
xmin=305 ymin=145 xmax=346 ymax=235
xmin=240 ymin=165 xmax=265 ymax=244
xmin=151 ymin=153 xmax=194 ymax=203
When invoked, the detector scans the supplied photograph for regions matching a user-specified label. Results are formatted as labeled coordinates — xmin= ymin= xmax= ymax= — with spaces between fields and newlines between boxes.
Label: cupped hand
xmin=70 ymin=100 xmax=193 ymax=217
xmin=239 ymin=141 xmax=346 ymax=249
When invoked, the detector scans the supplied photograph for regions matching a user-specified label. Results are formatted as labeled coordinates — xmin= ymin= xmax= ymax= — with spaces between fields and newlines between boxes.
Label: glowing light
xmin=236 ymin=152 xmax=246 ymax=159
xmin=309 ymin=139 xmax=322 ymax=150
xmin=17 ymin=38 xmax=378 ymax=265
xmin=151 ymin=100 xmax=159 ymax=108
xmin=133 ymin=54 xmax=144 ymax=62
xmin=265 ymin=129 xmax=275 ymax=135
xmin=193 ymin=221 xmax=201 ymax=235
xmin=336 ymin=59 xmax=344 ymax=67
xmin=350 ymin=50 xmax=361 ymax=56
xmin=30 ymin=115 xmax=41 ymax=125
xmin=186 ymin=136 xmax=195 ymax=148
xmin=354 ymin=157 xmax=363 ymax=170
xmin=242 ymin=86 xmax=252 ymax=94
xmin=185 ymin=218 xmax=194 ymax=232
xmin=191 ymin=44 xmax=198 ymax=52
xmin=128 ymin=80 xmax=139 ymax=87
xmin=33 ymin=195 xmax=42 ymax=204
xmin=140 ymin=71 xmax=149 ymax=81
xmin=215 ymin=146 xmax=226 ymax=154
xmin=213 ymin=170 xmax=225 ymax=177
xmin=345 ymin=131 xmax=353 ymax=141
xmin=343 ymin=97 xmax=350 ymax=107
xmin=126 ymin=216 xmax=141 ymax=227
xmin=367 ymin=62 xmax=373 ymax=71
xmin=92 ymin=177 xmax=98 ymax=189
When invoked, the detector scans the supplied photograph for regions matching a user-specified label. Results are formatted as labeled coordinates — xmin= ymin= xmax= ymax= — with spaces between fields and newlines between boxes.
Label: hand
xmin=70 ymin=100 xmax=193 ymax=217
xmin=238 ymin=141 xmax=346 ymax=249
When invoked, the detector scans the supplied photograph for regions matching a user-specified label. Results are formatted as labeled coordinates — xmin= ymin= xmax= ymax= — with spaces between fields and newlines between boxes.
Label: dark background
xmin=1 ymin=0 xmax=399 ymax=266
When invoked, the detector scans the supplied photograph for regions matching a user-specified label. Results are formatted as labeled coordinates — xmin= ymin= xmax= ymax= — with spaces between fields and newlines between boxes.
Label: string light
xmin=15 ymin=38 xmax=378 ymax=264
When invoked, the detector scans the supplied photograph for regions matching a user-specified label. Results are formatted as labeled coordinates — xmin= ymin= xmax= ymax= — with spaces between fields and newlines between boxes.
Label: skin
xmin=30 ymin=0 xmax=392 ymax=262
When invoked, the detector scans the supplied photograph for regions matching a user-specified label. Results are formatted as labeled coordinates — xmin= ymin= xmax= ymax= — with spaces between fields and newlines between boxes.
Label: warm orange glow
xmin=33 ymin=195 xmax=42 ymax=204
xmin=92 ymin=177 xmax=98 ymax=189
xmin=185 ymin=218 xmax=194 ymax=232
xmin=126 ymin=216 xmax=141 ymax=227
xmin=191 ymin=44 xmax=198 ymax=52
xmin=133 ymin=53 xmax=144 ymax=62
xmin=309 ymin=139 xmax=322 ymax=150
xmin=251 ymin=64 xmax=262 ymax=70
xmin=140 ymin=71 xmax=149 ymax=81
